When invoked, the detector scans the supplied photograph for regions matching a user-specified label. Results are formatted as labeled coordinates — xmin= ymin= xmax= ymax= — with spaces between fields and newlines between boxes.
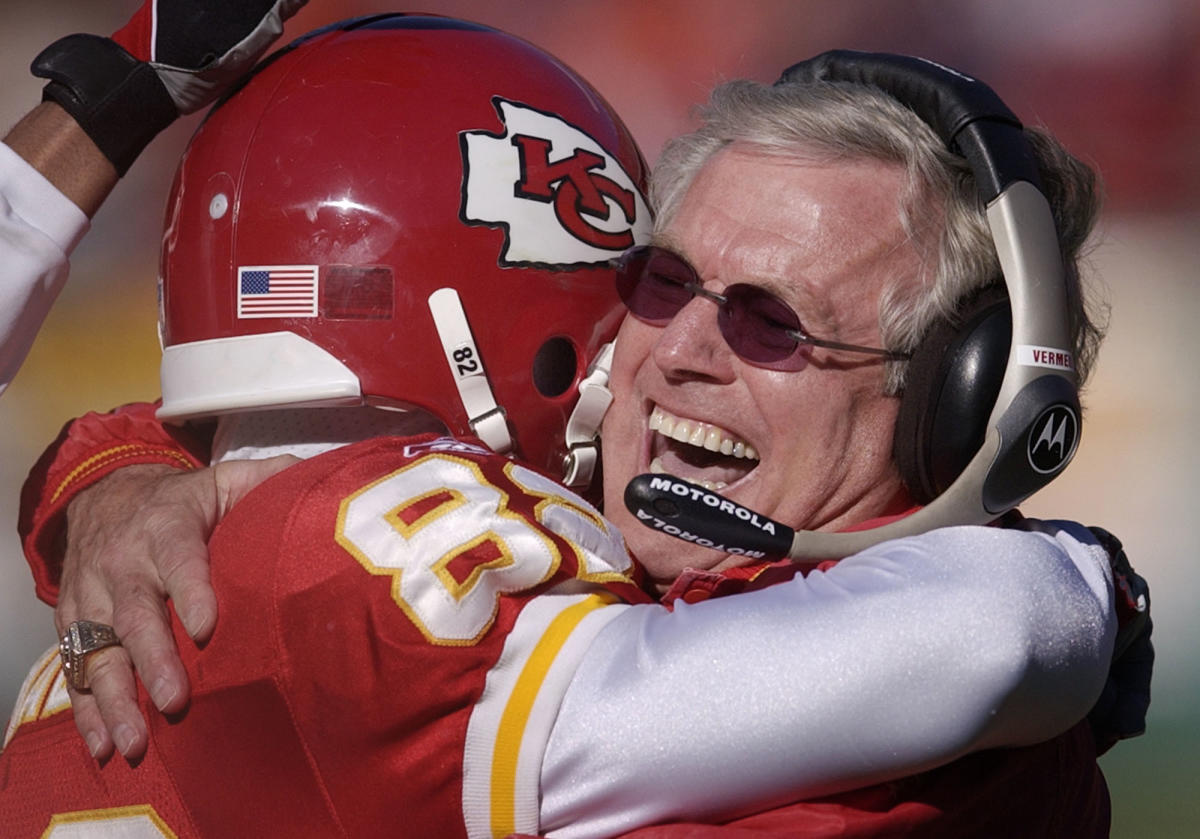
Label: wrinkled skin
xmin=602 ymin=146 xmax=921 ymax=588
xmin=57 ymin=457 xmax=297 ymax=759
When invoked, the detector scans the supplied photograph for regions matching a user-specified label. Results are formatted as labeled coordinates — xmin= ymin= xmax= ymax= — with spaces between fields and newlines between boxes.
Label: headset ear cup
xmin=894 ymin=286 xmax=1012 ymax=503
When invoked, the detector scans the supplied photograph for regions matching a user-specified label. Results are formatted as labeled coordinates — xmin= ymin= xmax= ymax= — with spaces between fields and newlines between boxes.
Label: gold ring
xmin=59 ymin=620 xmax=121 ymax=691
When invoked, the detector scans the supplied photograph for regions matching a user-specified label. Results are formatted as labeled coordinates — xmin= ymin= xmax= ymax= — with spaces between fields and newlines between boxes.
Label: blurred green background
xmin=2 ymin=2 xmax=1196 ymax=835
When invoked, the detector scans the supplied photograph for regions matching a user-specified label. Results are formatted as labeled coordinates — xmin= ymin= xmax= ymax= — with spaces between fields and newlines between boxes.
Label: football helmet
xmin=157 ymin=13 xmax=652 ymax=486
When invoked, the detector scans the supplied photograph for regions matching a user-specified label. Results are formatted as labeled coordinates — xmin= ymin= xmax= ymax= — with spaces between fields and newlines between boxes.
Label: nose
xmin=650 ymin=291 xmax=737 ymax=384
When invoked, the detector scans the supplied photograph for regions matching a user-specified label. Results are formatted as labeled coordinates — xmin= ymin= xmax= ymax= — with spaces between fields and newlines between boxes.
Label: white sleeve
xmin=0 ymin=142 xmax=89 ymax=396
xmin=538 ymin=520 xmax=1116 ymax=838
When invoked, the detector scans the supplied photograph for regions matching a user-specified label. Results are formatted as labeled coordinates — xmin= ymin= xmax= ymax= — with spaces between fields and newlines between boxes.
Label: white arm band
xmin=540 ymin=521 xmax=1115 ymax=838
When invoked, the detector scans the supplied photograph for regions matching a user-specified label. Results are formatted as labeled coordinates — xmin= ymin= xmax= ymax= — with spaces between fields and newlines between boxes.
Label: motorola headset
xmin=625 ymin=50 xmax=1084 ymax=560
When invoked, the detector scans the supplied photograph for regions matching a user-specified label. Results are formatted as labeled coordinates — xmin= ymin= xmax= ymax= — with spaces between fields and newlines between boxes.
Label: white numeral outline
xmin=337 ymin=455 xmax=560 ymax=645
xmin=336 ymin=454 xmax=634 ymax=645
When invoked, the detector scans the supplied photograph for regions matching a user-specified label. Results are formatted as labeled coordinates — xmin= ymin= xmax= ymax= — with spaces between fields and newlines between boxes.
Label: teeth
xmin=650 ymin=457 xmax=726 ymax=491
xmin=648 ymin=406 xmax=758 ymax=461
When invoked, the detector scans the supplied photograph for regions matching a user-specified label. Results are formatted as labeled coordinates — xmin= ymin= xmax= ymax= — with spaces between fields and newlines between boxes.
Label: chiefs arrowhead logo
xmin=460 ymin=98 xmax=651 ymax=268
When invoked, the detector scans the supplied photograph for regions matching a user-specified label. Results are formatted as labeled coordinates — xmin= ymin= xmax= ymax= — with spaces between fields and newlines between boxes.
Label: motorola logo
xmin=1028 ymin=404 xmax=1079 ymax=474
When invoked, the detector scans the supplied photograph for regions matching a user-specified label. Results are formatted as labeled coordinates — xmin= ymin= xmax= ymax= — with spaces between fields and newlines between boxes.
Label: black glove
xmin=1087 ymin=526 xmax=1153 ymax=755
xmin=30 ymin=0 xmax=308 ymax=175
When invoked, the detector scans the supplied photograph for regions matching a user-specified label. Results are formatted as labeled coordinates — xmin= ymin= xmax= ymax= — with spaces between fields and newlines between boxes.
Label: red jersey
xmin=2 ymin=435 xmax=650 ymax=837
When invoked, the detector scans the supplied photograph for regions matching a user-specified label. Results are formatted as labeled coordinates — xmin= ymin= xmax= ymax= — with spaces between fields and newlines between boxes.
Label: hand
xmin=56 ymin=456 xmax=298 ymax=761
xmin=1086 ymin=526 xmax=1154 ymax=754
xmin=108 ymin=0 xmax=311 ymax=115
xmin=31 ymin=0 xmax=309 ymax=174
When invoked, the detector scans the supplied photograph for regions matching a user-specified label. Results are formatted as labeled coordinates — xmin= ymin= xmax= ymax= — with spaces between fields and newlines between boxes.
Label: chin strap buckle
xmin=562 ymin=341 xmax=616 ymax=488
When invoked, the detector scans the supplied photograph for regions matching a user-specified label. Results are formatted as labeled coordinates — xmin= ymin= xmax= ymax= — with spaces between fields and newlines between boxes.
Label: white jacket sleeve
xmin=539 ymin=520 xmax=1116 ymax=838
xmin=0 ymin=142 xmax=89 ymax=396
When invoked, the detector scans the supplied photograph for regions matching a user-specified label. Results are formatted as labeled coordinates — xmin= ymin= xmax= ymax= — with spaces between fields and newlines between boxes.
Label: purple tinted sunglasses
xmin=615 ymin=245 xmax=909 ymax=370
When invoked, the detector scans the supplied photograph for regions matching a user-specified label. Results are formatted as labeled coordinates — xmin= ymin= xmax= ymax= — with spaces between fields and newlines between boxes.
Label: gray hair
xmin=651 ymin=78 xmax=1106 ymax=395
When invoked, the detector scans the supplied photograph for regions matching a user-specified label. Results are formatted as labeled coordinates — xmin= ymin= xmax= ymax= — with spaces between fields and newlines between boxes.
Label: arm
xmin=1 ymin=68 xmax=118 ymax=396
xmin=20 ymin=402 xmax=209 ymax=603
xmin=539 ymin=521 xmax=1117 ymax=838
xmin=18 ymin=403 xmax=303 ymax=762
xmin=4 ymin=102 xmax=117 ymax=216
xmin=0 ymin=0 xmax=307 ymax=397
xmin=0 ymin=125 xmax=92 ymax=395
xmin=7 ymin=0 xmax=308 ymax=759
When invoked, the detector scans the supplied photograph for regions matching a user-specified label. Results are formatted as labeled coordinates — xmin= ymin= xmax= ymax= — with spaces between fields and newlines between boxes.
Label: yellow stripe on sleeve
xmin=489 ymin=591 xmax=619 ymax=837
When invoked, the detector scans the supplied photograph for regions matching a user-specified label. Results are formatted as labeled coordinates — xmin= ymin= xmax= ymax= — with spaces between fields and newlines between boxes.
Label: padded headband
xmin=778 ymin=50 xmax=1041 ymax=200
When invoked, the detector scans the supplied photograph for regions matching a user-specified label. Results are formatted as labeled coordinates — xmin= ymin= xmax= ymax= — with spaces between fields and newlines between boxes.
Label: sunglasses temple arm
xmin=798 ymin=334 xmax=910 ymax=360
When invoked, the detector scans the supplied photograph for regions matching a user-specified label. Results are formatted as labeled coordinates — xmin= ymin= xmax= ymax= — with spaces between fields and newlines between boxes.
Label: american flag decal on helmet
xmin=237 ymin=265 xmax=319 ymax=318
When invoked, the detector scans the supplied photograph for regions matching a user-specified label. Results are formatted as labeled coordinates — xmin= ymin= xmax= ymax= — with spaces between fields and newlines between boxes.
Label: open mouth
xmin=647 ymin=405 xmax=759 ymax=490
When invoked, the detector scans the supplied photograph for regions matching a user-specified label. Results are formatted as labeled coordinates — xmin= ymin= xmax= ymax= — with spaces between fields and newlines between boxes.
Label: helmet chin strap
xmin=562 ymin=340 xmax=615 ymax=489
xmin=427 ymin=284 xmax=613 ymax=491
xmin=428 ymin=288 xmax=513 ymax=455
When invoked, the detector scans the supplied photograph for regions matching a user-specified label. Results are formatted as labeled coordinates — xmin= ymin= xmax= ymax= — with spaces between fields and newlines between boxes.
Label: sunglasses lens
xmin=616 ymin=247 xmax=695 ymax=324
xmin=617 ymin=248 xmax=817 ymax=368
xmin=719 ymin=284 xmax=802 ymax=364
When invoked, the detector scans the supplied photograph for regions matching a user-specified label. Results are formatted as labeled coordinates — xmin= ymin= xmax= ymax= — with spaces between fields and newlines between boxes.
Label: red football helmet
xmin=157 ymin=14 xmax=651 ymax=485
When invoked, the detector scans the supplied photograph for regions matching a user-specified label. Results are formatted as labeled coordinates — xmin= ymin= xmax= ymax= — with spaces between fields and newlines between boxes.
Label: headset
xmin=625 ymin=50 xmax=1083 ymax=560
